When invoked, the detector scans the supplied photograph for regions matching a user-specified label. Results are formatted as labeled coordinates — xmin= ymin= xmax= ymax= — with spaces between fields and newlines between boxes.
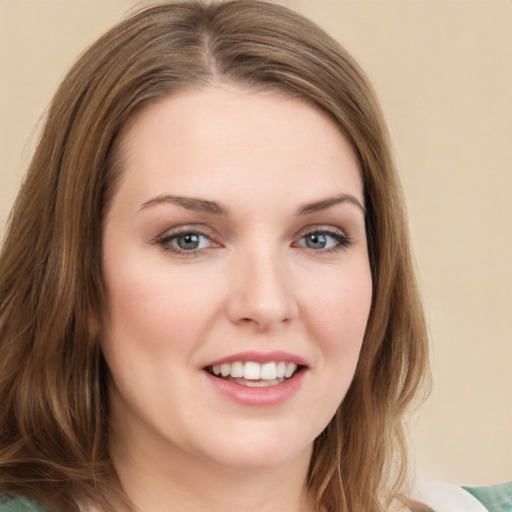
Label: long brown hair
xmin=0 ymin=2 xmax=430 ymax=511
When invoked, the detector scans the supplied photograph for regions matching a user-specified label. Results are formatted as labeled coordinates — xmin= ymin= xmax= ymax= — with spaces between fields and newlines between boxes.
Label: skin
xmin=101 ymin=84 xmax=373 ymax=512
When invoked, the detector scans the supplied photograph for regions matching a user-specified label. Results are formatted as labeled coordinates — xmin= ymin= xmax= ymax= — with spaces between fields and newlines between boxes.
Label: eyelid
xmin=152 ymin=223 xmax=353 ymax=257
xmin=294 ymin=224 xmax=349 ymax=240
xmin=154 ymin=225 xmax=221 ymax=256
xmin=292 ymin=225 xmax=353 ymax=252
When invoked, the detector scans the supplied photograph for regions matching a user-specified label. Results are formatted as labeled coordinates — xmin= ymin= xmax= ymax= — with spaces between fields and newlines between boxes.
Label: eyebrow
xmin=139 ymin=194 xmax=228 ymax=215
xmin=297 ymin=194 xmax=365 ymax=215
xmin=139 ymin=192 xmax=365 ymax=216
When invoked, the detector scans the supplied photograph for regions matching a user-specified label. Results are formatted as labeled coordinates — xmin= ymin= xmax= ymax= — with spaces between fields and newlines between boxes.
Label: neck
xmin=108 ymin=407 xmax=317 ymax=512
xmin=111 ymin=441 xmax=315 ymax=512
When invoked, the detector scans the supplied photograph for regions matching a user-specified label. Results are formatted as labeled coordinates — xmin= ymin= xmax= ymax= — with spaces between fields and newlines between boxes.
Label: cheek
xmin=100 ymin=258 xmax=213 ymax=416
xmin=103 ymin=267 xmax=171 ymax=346
xmin=295 ymin=265 xmax=372 ymax=433
xmin=100 ymin=248 xmax=225 ymax=374
xmin=302 ymin=264 xmax=372 ymax=395
xmin=306 ymin=269 xmax=372 ymax=345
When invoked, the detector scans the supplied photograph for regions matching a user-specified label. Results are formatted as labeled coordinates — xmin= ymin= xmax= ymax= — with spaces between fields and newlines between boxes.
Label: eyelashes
xmin=156 ymin=228 xmax=220 ymax=256
xmin=155 ymin=225 xmax=353 ymax=258
xmin=292 ymin=228 xmax=352 ymax=253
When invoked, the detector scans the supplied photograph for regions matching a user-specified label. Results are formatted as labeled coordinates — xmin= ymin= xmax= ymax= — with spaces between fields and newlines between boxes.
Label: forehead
xmin=112 ymin=85 xmax=363 ymax=209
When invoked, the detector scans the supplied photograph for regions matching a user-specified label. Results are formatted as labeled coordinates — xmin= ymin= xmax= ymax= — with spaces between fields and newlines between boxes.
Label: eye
xmin=295 ymin=228 xmax=351 ymax=252
xmin=157 ymin=229 xmax=218 ymax=255
xmin=302 ymin=233 xmax=334 ymax=250
xmin=173 ymin=232 xmax=207 ymax=250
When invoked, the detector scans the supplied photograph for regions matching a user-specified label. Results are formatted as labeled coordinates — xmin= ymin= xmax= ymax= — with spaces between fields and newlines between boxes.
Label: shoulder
xmin=0 ymin=496 xmax=49 ymax=512
xmin=463 ymin=481 xmax=512 ymax=512
xmin=411 ymin=479 xmax=489 ymax=512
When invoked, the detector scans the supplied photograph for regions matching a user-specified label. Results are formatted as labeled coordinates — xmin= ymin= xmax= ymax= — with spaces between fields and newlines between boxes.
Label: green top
xmin=1 ymin=482 xmax=512 ymax=511
xmin=0 ymin=497 xmax=49 ymax=512
xmin=463 ymin=481 xmax=512 ymax=512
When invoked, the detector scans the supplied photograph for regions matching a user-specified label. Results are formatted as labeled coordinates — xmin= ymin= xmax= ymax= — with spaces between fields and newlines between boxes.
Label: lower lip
xmin=204 ymin=369 xmax=306 ymax=407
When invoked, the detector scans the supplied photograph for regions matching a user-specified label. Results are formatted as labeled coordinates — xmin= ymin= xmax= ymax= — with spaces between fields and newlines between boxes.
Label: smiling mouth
xmin=205 ymin=361 xmax=303 ymax=388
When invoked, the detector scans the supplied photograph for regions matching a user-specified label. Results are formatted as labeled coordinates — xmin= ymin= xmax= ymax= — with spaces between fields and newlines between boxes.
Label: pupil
xmin=178 ymin=233 xmax=200 ymax=250
xmin=307 ymin=233 xmax=326 ymax=249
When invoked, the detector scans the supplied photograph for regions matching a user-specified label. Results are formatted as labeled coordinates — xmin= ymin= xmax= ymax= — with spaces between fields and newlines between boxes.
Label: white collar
xmin=412 ymin=479 xmax=489 ymax=512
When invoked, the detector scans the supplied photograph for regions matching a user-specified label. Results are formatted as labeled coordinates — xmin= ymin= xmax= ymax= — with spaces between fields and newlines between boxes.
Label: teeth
xmin=231 ymin=361 xmax=244 ymax=378
xmin=242 ymin=378 xmax=282 ymax=387
xmin=285 ymin=362 xmax=296 ymax=378
xmin=261 ymin=362 xmax=277 ymax=380
xmin=220 ymin=363 xmax=231 ymax=377
xmin=276 ymin=361 xmax=286 ymax=378
xmin=209 ymin=361 xmax=298 ymax=381
xmin=244 ymin=361 xmax=261 ymax=380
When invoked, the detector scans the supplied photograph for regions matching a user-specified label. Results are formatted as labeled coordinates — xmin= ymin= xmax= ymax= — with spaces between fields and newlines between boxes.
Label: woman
xmin=0 ymin=1 xmax=441 ymax=511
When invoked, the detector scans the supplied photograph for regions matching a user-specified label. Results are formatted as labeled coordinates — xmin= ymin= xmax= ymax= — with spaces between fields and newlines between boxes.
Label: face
xmin=102 ymin=85 xmax=372 ymax=474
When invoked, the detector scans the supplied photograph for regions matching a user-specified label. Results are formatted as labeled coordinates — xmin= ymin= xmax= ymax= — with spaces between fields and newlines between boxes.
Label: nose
xmin=226 ymin=248 xmax=299 ymax=331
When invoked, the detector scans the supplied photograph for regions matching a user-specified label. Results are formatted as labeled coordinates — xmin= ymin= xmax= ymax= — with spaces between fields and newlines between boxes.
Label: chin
xmin=208 ymin=445 xmax=311 ymax=472
xmin=190 ymin=424 xmax=315 ymax=472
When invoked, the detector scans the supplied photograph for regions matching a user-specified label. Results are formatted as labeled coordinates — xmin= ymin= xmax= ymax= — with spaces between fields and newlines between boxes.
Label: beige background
xmin=1 ymin=0 xmax=511 ymax=486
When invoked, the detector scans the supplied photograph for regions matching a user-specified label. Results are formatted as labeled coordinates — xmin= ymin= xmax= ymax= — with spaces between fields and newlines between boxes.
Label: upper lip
xmin=204 ymin=350 xmax=308 ymax=368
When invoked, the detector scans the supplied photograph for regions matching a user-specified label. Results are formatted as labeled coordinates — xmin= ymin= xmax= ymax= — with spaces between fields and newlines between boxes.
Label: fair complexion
xmin=101 ymin=85 xmax=372 ymax=512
